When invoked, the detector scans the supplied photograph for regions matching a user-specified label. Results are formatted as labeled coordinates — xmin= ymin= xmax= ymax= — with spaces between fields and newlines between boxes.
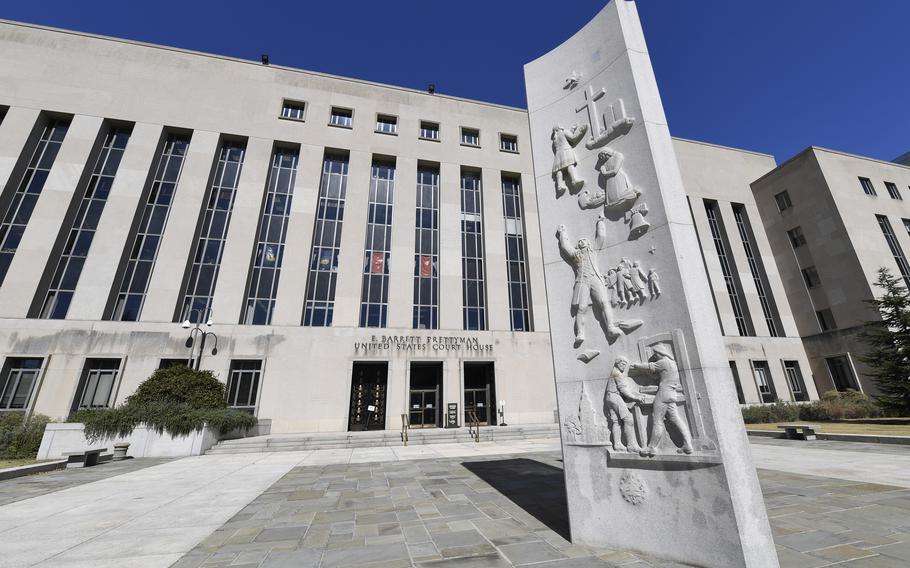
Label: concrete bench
xmin=778 ymin=424 xmax=819 ymax=441
xmin=63 ymin=448 xmax=107 ymax=468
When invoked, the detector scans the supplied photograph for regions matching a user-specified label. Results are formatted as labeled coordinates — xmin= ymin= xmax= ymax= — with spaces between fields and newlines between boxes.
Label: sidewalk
xmin=2 ymin=437 xmax=910 ymax=567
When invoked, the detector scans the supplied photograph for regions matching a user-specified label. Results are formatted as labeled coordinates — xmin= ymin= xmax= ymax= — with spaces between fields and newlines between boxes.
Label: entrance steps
xmin=205 ymin=423 xmax=560 ymax=454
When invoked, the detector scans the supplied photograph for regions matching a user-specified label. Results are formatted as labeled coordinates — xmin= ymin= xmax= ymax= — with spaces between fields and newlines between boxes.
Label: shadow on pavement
xmin=462 ymin=457 xmax=571 ymax=540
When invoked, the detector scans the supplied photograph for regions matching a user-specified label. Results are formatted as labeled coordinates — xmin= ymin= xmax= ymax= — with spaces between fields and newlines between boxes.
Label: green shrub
xmin=0 ymin=412 xmax=51 ymax=459
xmin=741 ymin=401 xmax=800 ymax=423
xmin=799 ymin=390 xmax=882 ymax=421
xmin=741 ymin=390 xmax=883 ymax=424
xmin=73 ymin=365 xmax=256 ymax=442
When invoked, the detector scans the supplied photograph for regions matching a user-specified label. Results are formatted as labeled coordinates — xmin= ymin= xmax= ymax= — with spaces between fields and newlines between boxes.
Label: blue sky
xmin=4 ymin=1 xmax=908 ymax=164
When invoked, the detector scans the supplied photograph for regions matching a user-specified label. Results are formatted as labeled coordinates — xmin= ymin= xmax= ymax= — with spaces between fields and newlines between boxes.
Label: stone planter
xmin=112 ymin=442 xmax=131 ymax=460
xmin=37 ymin=423 xmax=223 ymax=459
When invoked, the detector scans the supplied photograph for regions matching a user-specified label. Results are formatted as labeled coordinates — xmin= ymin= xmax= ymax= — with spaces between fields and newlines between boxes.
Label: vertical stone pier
xmin=524 ymin=2 xmax=778 ymax=566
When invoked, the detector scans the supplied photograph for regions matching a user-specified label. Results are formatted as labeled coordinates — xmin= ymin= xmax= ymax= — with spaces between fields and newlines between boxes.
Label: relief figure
xmin=629 ymin=343 xmax=694 ymax=456
xmin=605 ymin=356 xmax=647 ymax=453
xmin=551 ymin=123 xmax=588 ymax=196
xmin=556 ymin=224 xmax=641 ymax=346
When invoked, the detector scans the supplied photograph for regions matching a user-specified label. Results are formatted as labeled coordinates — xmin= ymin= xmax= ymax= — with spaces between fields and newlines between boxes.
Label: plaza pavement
xmin=0 ymin=437 xmax=909 ymax=567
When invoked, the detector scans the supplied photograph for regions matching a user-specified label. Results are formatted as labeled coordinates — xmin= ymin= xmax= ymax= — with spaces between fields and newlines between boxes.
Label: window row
xmin=859 ymin=176 xmax=906 ymax=200
xmin=0 ymin=356 xmax=263 ymax=414
xmin=279 ymin=100 xmax=520 ymax=152
xmin=0 ymin=117 xmax=533 ymax=332
xmin=728 ymin=359 xmax=809 ymax=404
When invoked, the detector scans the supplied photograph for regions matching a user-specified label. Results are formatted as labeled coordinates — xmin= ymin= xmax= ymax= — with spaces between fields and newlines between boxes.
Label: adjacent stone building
xmin=751 ymin=147 xmax=910 ymax=396
xmin=0 ymin=18 xmax=894 ymax=432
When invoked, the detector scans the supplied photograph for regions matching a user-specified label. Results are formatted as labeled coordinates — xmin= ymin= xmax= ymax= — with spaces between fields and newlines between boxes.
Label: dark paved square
xmin=174 ymin=451 xmax=910 ymax=568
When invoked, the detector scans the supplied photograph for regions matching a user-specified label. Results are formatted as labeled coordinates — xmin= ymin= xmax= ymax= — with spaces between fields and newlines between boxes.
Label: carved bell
xmin=626 ymin=202 xmax=650 ymax=239
xmin=628 ymin=211 xmax=650 ymax=238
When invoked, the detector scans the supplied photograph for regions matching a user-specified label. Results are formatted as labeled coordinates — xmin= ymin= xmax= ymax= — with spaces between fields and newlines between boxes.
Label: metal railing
xmin=467 ymin=411 xmax=481 ymax=443
xmin=400 ymin=413 xmax=409 ymax=446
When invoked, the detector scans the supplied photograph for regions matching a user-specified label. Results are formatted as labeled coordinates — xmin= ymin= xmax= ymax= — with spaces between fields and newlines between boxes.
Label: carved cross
xmin=575 ymin=85 xmax=606 ymax=137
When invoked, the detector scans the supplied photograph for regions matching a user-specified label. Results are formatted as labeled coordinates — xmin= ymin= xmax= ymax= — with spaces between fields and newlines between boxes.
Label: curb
xmin=747 ymin=429 xmax=910 ymax=446
xmin=0 ymin=460 xmax=67 ymax=481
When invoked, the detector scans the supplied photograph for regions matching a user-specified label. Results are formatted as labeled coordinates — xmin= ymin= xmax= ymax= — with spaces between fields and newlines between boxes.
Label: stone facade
xmin=752 ymin=147 xmax=910 ymax=396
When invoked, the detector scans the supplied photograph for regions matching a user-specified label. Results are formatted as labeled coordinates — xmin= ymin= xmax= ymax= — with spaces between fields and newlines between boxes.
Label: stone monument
xmin=524 ymin=2 xmax=778 ymax=566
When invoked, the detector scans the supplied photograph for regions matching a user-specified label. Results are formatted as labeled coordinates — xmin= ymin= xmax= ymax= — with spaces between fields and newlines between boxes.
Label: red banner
xmin=420 ymin=255 xmax=432 ymax=277
xmin=371 ymin=251 xmax=385 ymax=274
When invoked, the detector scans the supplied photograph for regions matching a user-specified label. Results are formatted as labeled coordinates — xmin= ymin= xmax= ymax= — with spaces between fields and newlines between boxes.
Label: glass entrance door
xmin=348 ymin=362 xmax=388 ymax=431
xmin=409 ymin=362 xmax=442 ymax=428
xmin=464 ymin=362 xmax=495 ymax=426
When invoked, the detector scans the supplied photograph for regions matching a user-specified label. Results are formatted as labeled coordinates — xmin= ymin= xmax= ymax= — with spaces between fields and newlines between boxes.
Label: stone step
xmin=205 ymin=423 xmax=559 ymax=454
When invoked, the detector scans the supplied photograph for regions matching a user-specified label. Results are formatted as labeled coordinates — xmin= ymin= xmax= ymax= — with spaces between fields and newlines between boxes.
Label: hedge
xmin=73 ymin=365 xmax=256 ymax=442
xmin=741 ymin=390 xmax=883 ymax=424
xmin=0 ymin=412 xmax=51 ymax=459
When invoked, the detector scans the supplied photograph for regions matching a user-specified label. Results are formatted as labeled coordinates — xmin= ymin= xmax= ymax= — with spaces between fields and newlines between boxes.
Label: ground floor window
xmin=752 ymin=360 xmax=776 ymax=403
xmin=409 ymin=362 xmax=442 ymax=428
xmin=728 ymin=361 xmax=745 ymax=404
xmin=783 ymin=360 xmax=809 ymax=401
xmin=72 ymin=359 xmax=121 ymax=412
xmin=464 ymin=362 xmax=496 ymax=425
xmin=348 ymin=362 xmax=387 ymax=431
xmin=226 ymin=360 xmax=262 ymax=414
xmin=0 ymin=357 xmax=43 ymax=410
xmin=826 ymin=355 xmax=859 ymax=392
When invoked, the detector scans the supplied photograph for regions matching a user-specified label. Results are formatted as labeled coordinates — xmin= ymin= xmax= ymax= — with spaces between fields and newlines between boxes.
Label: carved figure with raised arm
xmin=551 ymin=123 xmax=588 ymax=195
xmin=556 ymin=224 xmax=641 ymax=345
xmin=629 ymin=343 xmax=693 ymax=456
xmin=605 ymin=356 xmax=648 ymax=453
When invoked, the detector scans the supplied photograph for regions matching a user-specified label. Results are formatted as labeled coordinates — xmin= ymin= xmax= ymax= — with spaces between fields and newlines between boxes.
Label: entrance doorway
xmin=348 ymin=362 xmax=387 ymax=431
xmin=409 ymin=362 xmax=442 ymax=428
xmin=464 ymin=362 xmax=496 ymax=426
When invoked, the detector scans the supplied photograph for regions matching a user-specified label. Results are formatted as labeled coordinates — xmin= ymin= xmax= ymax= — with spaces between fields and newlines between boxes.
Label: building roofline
xmin=670 ymin=136 xmax=776 ymax=159
xmin=752 ymin=145 xmax=910 ymax=186
xmin=0 ymin=18 xmax=530 ymax=114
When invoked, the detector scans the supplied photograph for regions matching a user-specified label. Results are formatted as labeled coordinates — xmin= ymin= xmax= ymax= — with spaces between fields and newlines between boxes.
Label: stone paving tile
xmin=175 ymin=450 xmax=910 ymax=567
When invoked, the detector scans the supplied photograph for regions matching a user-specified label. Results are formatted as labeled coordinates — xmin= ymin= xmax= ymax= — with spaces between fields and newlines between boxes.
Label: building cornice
xmin=0 ymin=18 xmax=529 ymax=114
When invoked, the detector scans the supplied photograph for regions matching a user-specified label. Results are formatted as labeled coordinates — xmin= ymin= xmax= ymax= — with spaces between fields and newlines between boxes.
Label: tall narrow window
xmin=502 ymin=175 xmax=531 ymax=331
xmin=816 ymin=308 xmax=836 ymax=331
xmin=876 ymin=214 xmax=910 ymax=289
xmin=752 ymin=360 xmax=776 ymax=403
xmin=226 ymin=360 xmax=262 ymax=414
xmin=38 ymin=125 xmax=132 ymax=319
xmin=111 ymin=132 xmax=191 ymax=321
xmin=241 ymin=147 xmax=298 ymax=325
xmin=885 ymin=182 xmax=902 ymax=200
xmin=0 ymin=357 xmax=43 ymax=410
xmin=0 ymin=118 xmax=70 ymax=285
xmin=728 ymin=361 xmax=745 ymax=405
xmin=71 ymin=358 xmax=121 ymax=411
xmin=413 ymin=166 xmax=439 ymax=329
xmin=177 ymin=140 xmax=246 ymax=323
xmin=732 ymin=204 xmax=780 ymax=336
xmin=461 ymin=170 xmax=486 ymax=330
xmin=359 ymin=159 xmax=395 ymax=327
xmin=783 ymin=361 xmax=808 ymax=401
xmin=704 ymin=200 xmax=752 ymax=336
xmin=303 ymin=153 xmax=349 ymax=326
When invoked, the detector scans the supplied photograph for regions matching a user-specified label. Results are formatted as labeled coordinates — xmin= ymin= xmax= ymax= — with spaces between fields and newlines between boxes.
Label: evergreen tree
xmin=859 ymin=268 xmax=910 ymax=414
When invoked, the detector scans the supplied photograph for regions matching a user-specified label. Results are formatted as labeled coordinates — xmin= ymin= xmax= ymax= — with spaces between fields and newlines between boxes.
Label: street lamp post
xmin=182 ymin=309 xmax=218 ymax=370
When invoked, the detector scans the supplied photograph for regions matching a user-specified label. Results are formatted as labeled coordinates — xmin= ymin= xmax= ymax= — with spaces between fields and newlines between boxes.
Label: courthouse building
xmin=0 ymin=19 xmax=897 ymax=432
